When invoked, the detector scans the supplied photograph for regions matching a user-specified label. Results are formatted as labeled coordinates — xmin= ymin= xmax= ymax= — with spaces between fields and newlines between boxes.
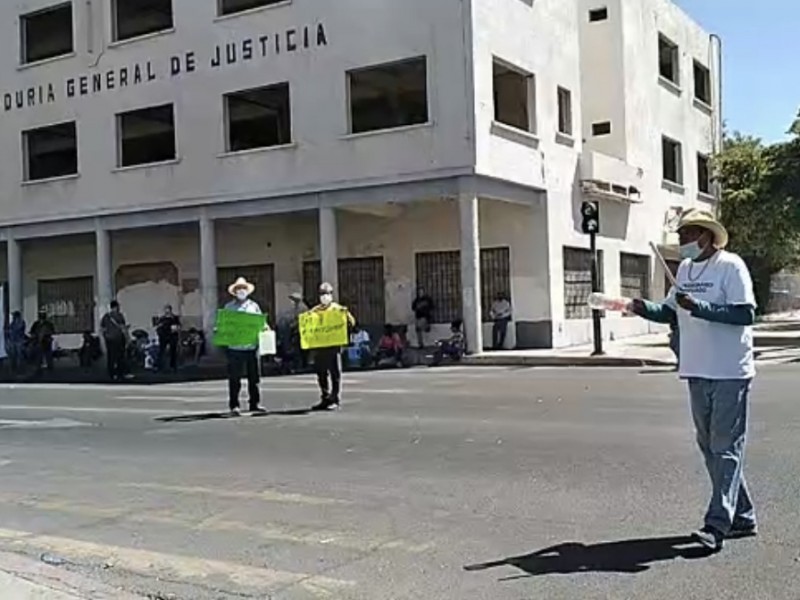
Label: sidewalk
xmin=465 ymin=318 xmax=800 ymax=368
xmin=0 ymin=551 xmax=143 ymax=599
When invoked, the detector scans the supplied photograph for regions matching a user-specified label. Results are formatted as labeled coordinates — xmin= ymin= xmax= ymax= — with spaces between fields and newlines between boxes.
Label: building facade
xmin=0 ymin=0 xmax=720 ymax=352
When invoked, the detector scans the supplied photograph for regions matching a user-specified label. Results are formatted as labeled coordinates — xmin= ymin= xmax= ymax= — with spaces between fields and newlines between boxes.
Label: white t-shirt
xmin=665 ymin=250 xmax=756 ymax=380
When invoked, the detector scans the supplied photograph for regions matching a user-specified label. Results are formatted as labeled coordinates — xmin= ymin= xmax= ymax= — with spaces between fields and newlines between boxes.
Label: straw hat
xmin=228 ymin=277 xmax=255 ymax=296
xmin=677 ymin=209 xmax=729 ymax=249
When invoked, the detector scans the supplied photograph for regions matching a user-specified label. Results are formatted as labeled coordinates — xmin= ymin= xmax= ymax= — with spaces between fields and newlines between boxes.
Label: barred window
xmin=218 ymin=264 xmax=275 ymax=322
xmin=415 ymin=247 xmax=511 ymax=324
xmin=620 ymin=253 xmax=651 ymax=301
xmin=564 ymin=247 xmax=604 ymax=319
xmin=38 ymin=276 xmax=94 ymax=334
xmin=302 ymin=257 xmax=386 ymax=327
xmin=415 ymin=251 xmax=461 ymax=324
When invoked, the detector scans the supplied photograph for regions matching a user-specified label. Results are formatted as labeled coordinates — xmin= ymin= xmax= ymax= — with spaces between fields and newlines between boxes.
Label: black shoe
xmin=727 ymin=522 xmax=758 ymax=539
xmin=249 ymin=406 xmax=267 ymax=415
xmin=692 ymin=525 xmax=724 ymax=552
xmin=311 ymin=401 xmax=340 ymax=412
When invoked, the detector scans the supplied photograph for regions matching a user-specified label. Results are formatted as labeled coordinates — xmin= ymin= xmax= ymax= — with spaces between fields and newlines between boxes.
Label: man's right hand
xmin=629 ymin=299 xmax=645 ymax=316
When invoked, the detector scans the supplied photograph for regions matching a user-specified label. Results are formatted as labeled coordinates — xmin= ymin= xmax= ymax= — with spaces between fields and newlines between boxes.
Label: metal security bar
xmin=415 ymin=251 xmax=461 ymax=324
xmin=37 ymin=276 xmax=94 ymax=334
xmin=564 ymin=247 xmax=604 ymax=319
xmin=620 ymin=253 xmax=651 ymax=301
xmin=480 ymin=247 xmax=511 ymax=322
xmin=303 ymin=258 xmax=386 ymax=327
xmin=415 ymin=247 xmax=512 ymax=324
xmin=217 ymin=264 xmax=276 ymax=322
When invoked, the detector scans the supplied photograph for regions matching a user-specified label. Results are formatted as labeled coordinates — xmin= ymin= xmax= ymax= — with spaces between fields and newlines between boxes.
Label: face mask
xmin=679 ymin=241 xmax=704 ymax=261
xmin=320 ymin=294 xmax=333 ymax=306
xmin=235 ymin=290 xmax=249 ymax=301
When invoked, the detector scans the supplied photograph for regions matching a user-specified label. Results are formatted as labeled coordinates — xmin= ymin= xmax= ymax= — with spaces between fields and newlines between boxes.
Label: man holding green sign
xmin=215 ymin=277 xmax=269 ymax=416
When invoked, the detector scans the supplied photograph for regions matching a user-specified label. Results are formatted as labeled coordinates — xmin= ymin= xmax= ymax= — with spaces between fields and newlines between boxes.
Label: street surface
xmin=0 ymin=366 xmax=798 ymax=599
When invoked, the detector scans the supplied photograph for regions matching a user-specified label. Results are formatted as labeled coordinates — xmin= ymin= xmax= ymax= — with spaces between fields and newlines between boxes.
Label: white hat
xmin=228 ymin=277 xmax=255 ymax=296
xmin=677 ymin=209 xmax=729 ymax=249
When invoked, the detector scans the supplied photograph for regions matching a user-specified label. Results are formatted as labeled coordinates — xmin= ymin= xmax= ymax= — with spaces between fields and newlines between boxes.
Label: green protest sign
xmin=213 ymin=310 xmax=266 ymax=348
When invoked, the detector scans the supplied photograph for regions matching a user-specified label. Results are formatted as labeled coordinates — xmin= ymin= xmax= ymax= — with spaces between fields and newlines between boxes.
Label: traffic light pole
xmin=590 ymin=231 xmax=604 ymax=356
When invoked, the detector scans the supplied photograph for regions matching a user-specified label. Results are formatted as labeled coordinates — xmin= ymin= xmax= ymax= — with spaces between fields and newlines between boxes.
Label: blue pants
xmin=688 ymin=378 xmax=756 ymax=533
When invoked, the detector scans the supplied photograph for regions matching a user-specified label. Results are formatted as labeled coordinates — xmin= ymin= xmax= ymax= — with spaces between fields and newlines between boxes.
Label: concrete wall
xmin=0 ymin=0 xmax=474 ymax=225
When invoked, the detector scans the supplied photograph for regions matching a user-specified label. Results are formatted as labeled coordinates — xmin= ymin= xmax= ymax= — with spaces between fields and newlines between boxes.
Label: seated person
xmin=376 ymin=324 xmax=404 ymax=366
xmin=78 ymin=332 xmax=102 ymax=369
xmin=346 ymin=325 xmax=372 ymax=367
xmin=432 ymin=320 xmax=465 ymax=366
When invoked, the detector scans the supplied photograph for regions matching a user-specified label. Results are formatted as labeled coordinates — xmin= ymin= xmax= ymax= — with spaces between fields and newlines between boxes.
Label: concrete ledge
xmin=463 ymin=354 xmax=675 ymax=368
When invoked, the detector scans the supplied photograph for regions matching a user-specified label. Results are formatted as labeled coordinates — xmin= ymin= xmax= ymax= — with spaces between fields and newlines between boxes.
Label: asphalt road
xmin=0 ymin=366 xmax=798 ymax=599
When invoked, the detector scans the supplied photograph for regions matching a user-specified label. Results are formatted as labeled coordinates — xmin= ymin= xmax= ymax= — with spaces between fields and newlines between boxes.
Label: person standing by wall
xmin=412 ymin=288 xmax=434 ymax=349
xmin=222 ymin=277 xmax=266 ymax=416
xmin=309 ymin=282 xmax=355 ymax=411
xmin=101 ymin=301 xmax=129 ymax=382
xmin=30 ymin=310 xmax=56 ymax=376
xmin=630 ymin=209 xmax=758 ymax=553
xmin=489 ymin=292 xmax=513 ymax=350
xmin=156 ymin=304 xmax=181 ymax=373
xmin=7 ymin=311 xmax=27 ymax=376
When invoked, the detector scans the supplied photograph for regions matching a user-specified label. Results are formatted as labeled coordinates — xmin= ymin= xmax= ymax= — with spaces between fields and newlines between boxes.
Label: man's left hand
xmin=676 ymin=292 xmax=696 ymax=311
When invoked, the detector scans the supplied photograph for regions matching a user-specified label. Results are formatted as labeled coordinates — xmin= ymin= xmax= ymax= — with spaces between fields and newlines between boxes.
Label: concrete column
xmin=6 ymin=234 xmax=23 ymax=315
xmin=459 ymin=194 xmax=483 ymax=354
xmin=319 ymin=207 xmax=339 ymax=294
xmin=95 ymin=225 xmax=113 ymax=333
xmin=199 ymin=214 xmax=218 ymax=337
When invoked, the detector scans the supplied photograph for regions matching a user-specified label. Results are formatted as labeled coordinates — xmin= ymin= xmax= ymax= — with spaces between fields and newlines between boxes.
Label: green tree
xmin=715 ymin=126 xmax=800 ymax=312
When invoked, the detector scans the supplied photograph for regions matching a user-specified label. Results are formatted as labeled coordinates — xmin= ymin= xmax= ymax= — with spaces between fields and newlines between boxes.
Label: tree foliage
xmin=715 ymin=115 xmax=800 ymax=310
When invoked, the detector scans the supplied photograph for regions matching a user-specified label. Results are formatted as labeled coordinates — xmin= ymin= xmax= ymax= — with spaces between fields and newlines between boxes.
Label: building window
xmin=348 ymin=57 xmax=428 ymax=135
xmin=564 ymin=247 xmax=604 ymax=320
xmin=38 ymin=276 xmax=94 ymax=334
xmin=658 ymin=34 xmax=680 ymax=86
xmin=117 ymin=104 xmax=176 ymax=167
xmin=113 ymin=0 xmax=173 ymax=42
xmin=589 ymin=7 xmax=608 ymax=22
xmin=21 ymin=3 xmax=74 ymax=65
xmin=557 ymin=87 xmax=573 ymax=136
xmin=23 ymin=122 xmax=78 ymax=181
xmin=693 ymin=61 xmax=711 ymax=105
xmin=662 ymin=137 xmax=683 ymax=185
xmin=219 ymin=0 xmax=285 ymax=17
xmin=415 ymin=248 xmax=511 ymax=324
xmin=592 ymin=121 xmax=612 ymax=136
xmin=217 ymin=264 xmax=275 ymax=320
xmin=225 ymin=83 xmax=291 ymax=152
xmin=302 ymin=258 xmax=386 ymax=327
xmin=697 ymin=153 xmax=712 ymax=195
xmin=493 ymin=61 xmax=535 ymax=132
xmin=620 ymin=253 xmax=651 ymax=304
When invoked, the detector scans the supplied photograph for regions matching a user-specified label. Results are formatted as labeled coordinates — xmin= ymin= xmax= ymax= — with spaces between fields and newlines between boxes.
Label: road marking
xmin=0 ymin=496 xmax=432 ymax=554
xmin=0 ymin=418 xmax=94 ymax=429
xmin=0 ymin=527 xmax=353 ymax=595
xmin=118 ymin=482 xmax=349 ymax=505
xmin=0 ymin=405 xmax=193 ymax=415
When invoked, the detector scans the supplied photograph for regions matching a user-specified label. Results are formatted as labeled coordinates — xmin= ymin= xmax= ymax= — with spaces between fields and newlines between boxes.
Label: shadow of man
xmin=464 ymin=536 xmax=712 ymax=579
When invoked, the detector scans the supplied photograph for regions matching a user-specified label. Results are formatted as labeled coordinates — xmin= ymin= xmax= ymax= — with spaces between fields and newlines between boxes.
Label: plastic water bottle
xmin=587 ymin=292 xmax=633 ymax=313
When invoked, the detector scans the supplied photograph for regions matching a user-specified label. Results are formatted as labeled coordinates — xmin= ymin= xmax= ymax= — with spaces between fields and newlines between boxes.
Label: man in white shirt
xmin=223 ymin=277 xmax=266 ymax=416
xmin=631 ymin=209 xmax=757 ymax=553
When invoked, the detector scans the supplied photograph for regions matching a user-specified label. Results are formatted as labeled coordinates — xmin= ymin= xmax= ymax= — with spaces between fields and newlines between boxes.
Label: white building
xmin=0 ymin=0 xmax=720 ymax=352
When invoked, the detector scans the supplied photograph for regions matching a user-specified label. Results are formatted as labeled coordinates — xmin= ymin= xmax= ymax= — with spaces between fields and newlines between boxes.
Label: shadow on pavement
xmin=156 ymin=408 xmax=312 ymax=423
xmin=464 ymin=536 xmax=711 ymax=579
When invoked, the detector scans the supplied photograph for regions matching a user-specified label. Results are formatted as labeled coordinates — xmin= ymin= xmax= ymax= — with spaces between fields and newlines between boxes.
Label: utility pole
xmin=581 ymin=201 xmax=604 ymax=356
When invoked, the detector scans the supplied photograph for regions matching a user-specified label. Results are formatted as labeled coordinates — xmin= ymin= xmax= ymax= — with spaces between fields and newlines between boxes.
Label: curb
xmin=463 ymin=355 xmax=676 ymax=368
xmin=0 ymin=551 xmax=144 ymax=600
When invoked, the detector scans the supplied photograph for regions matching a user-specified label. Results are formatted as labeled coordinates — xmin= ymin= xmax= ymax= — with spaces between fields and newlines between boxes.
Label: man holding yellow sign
xmin=301 ymin=282 xmax=355 ymax=411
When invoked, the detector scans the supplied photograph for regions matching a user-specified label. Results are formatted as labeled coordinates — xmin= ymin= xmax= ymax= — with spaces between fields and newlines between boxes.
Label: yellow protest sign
xmin=299 ymin=309 xmax=350 ymax=350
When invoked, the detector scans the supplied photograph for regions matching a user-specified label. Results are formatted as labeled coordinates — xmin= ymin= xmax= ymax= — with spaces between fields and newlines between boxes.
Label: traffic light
xmin=581 ymin=201 xmax=600 ymax=235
